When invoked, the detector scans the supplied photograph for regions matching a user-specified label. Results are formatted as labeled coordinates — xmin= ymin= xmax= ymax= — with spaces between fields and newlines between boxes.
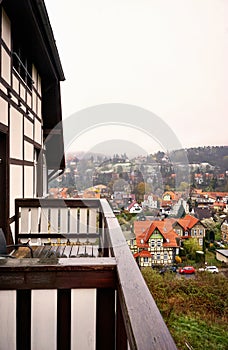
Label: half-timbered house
xmin=0 ymin=0 xmax=65 ymax=245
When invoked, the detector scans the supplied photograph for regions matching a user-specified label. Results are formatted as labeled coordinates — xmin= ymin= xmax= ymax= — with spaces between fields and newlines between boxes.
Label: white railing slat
xmin=60 ymin=208 xmax=68 ymax=234
xmin=40 ymin=208 xmax=49 ymax=233
xmin=49 ymin=208 xmax=58 ymax=233
xmin=79 ymin=209 xmax=87 ymax=243
xmin=69 ymin=209 xmax=78 ymax=233
xmin=31 ymin=289 xmax=57 ymax=350
xmin=71 ymin=289 xmax=96 ymax=350
xmin=88 ymin=208 xmax=97 ymax=243
xmin=20 ymin=208 xmax=30 ymax=233
xmin=0 ymin=290 xmax=16 ymax=350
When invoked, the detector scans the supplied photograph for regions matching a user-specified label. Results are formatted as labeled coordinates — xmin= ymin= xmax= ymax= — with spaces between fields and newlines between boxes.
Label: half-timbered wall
xmin=0 ymin=9 xmax=44 ymax=241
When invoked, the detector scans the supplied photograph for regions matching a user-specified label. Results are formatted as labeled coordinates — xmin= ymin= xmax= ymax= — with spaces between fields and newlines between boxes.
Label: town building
xmin=131 ymin=214 xmax=206 ymax=267
xmin=133 ymin=220 xmax=179 ymax=267
xmin=172 ymin=214 xmax=205 ymax=247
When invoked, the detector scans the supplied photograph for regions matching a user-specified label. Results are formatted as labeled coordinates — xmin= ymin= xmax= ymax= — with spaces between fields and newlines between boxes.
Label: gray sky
xmin=45 ymin=0 xmax=227 ymax=155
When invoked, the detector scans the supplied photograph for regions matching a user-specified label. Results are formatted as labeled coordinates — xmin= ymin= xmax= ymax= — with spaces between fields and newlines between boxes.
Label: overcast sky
xmin=45 ymin=0 xmax=227 ymax=155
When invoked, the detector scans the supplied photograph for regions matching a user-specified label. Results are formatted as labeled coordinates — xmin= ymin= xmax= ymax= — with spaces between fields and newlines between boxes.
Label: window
xmin=12 ymin=29 xmax=33 ymax=88
xmin=157 ymin=240 xmax=161 ymax=247
xmin=151 ymin=240 xmax=155 ymax=248
xmin=193 ymin=229 xmax=197 ymax=236
xmin=156 ymin=253 xmax=160 ymax=260
xmin=144 ymin=257 xmax=148 ymax=263
xmin=199 ymin=238 xmax=203 ymax=246
xmin=199 ymin=229 xmax=203 ymax=235
xmin=164 ymin=252 xmax=168 ymax=261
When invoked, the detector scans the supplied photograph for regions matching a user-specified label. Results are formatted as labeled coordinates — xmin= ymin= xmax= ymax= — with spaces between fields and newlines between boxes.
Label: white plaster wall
xmin=10 ymin=164 xmax=23 ymax=217
xmin=24 ymin=166 xmax=34 ymax=198
xmin=0 ymin=96 xmax=8 ymax=126
xmin=24 ymin=141 xmax=34 ymax=162
xmin=37 ymin=97 xmax=41 ymax=118
xmin=32 ymin=90 xmax=37 ymax=114
xmin=10 ymin=107 xmax=23 ymax=159
xmin=27 ymin=92 xmax=32 ymax=108
xmin=1 ymin=47 xmax=11 ymax=84
xmin=12 ymin=73 xmax=20 ymax=94
xmin=1 ymin=9 xmax=11 ymax=49
xmin=34 ymin=118 xmax=42 ymax=144
xmin=20 ymin=84 xmax=26 ymax=101
xmin=24 ymin=118 xmax=34 ymax=139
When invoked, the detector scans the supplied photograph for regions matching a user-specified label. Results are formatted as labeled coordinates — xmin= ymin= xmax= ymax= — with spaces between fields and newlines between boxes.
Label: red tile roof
xmin=134 ymin=250 xmax=152 ymax=258
xmin=176 ymin=214 xmax=199 ymax=230
xmin=134 ymin=220 xmax=178 ymax=248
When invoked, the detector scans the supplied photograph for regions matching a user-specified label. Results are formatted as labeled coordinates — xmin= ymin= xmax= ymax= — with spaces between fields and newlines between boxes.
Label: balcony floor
xmin=12 ymin=244 xmax=100 ymax=259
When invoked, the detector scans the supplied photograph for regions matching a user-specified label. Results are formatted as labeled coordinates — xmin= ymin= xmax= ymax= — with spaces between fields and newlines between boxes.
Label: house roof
xmin=212 ymin=202 xmax=226 ymax=208
xmin=134 ymin=220 xmax=178 ymax=248
xmin=194 ymin=207 xmax=212 ymax=220
xmin=134 ymin=221 xmax=152 ymax=237
xmin=144 ymin=221 xmax=179 ymax=247
xmin=127 ymin=200 xmax=141 ymax=210
xmin=134 ymin=250 xmax=152 ymax=258
xmin=162 ymin=191 xmax=177 ymax=200
xmin=175 ymin=214 xmax=199 ymax=231
xmin=216 ymin=249 xmax=228 ymax=258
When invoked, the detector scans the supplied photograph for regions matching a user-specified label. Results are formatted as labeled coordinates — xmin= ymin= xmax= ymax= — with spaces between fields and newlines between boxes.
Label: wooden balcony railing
xmin=0 ymin=198 xmax=177 ymax=350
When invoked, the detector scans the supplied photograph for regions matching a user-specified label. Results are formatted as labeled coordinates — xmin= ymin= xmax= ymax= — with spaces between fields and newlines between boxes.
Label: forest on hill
xmin=182 ymin=146 xmax=228 ymax=171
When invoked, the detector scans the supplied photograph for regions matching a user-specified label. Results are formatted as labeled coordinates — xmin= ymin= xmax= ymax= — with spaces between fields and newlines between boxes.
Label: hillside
xmin=186 ymin=146 xmax=228 ymax=171
xmin=142 ymin=268 xmax=228 ymax=350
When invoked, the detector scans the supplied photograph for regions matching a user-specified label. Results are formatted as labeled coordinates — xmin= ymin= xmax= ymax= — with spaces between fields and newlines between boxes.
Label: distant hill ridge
xmin=185 ymin=146 xmax=228 ymax=171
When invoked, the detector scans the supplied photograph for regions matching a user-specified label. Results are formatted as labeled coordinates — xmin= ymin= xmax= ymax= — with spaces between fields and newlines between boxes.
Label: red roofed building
xmin=126 ymin=200 xmax=142 ymax=213
xmin=131 ymin=214 xmax=206 ymax=267
xmin=173 ymin=214 xmax=205 ymax=246
xmin=132 ymin=220 xmax=179 ymax=267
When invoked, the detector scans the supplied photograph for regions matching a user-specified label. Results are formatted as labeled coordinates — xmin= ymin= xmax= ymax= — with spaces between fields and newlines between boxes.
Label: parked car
xmin=179 ymin=266 xmax=196 ymax=274
xmin=205 ymin=266 xmax=219 ymax=273
xmin=198 ymin=265 xmax=219 ymax=273
xmin=159 ymin=266 xmax=177 ymax=274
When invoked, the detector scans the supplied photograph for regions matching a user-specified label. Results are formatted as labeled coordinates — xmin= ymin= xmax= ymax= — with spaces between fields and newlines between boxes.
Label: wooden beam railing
xmin=100 ymin=199 xmax=177 ymax=350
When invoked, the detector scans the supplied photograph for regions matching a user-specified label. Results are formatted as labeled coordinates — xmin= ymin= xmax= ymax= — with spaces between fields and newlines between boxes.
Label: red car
xmin=179 ymin=266 xmax=195 ymax=274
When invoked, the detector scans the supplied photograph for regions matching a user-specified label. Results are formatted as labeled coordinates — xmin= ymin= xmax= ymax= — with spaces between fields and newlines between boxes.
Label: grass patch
xmin=170 ymin=315 xmax=228 ymax=350
xmin=142 ymin=268 xmax=228 ymax=349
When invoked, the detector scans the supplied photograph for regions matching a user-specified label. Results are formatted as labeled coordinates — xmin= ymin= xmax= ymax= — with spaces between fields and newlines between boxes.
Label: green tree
xmin=202 ymin=219 xmax=222 ymax=242
xmin=183 ymin=238 xmax=201 ymax=260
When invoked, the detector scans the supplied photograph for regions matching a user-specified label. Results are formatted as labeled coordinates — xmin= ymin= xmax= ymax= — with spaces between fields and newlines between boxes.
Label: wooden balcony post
xmin=96 ymin=288 xmax=115 ymax=350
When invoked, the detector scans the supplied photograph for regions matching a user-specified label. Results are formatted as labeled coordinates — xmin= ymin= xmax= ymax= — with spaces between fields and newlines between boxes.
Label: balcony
xmin=0 ymin=198 xmax=177 ymax=350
